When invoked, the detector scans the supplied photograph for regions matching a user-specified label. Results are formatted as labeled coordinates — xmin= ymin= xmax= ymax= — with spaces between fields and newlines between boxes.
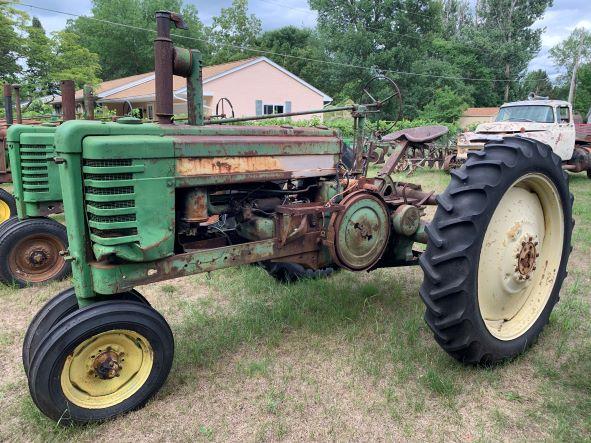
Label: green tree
xmin=51 ymin=31 xmax=101 ymax=88
xmin=309 ymin=0 xmax=444 ymax=116
xmin=550 ymin=28 xmax=591 ymax=104
xmin=0 ymin=1 xmax=25 ymax=83
xmin=419 ymin=86 xmax=469 ymax=122
xmin=22 ymin=17 xmax=56 ymax=97
xmin=208 ymin=0 xmax=262 ymax=64
xmin=68 ymin=0 xmax=206 ymax=80
xmin=519 ymin=69 xmax=555 ymax=99
xmin=573 ymin=63 xmax=591 ymax=119
xmin=257 ymin=27 xmax=326 ymax=92
xmin=473 ymin=0 xmax=552 ymax=102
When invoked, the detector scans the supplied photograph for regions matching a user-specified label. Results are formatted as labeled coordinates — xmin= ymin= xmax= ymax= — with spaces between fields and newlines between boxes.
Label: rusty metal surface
xmin=83 ymin=85 xmax=95 ymax=120
xmin=155 ymin=12 xmax=175 ymax=124
xmin=3 ymin=84 xmax=13 ymax=125
xmin=576 ymin=123 xmax=591 ymax=144
xmin=60 ymin=80 xmax=76 ymax=121
xmin=12 ymin=84 xmax=22 ymax=124
xmin=378 ymin=139 xmax=409 ymax=176
xmin=383 ymin=125 xmax=449 ymax=143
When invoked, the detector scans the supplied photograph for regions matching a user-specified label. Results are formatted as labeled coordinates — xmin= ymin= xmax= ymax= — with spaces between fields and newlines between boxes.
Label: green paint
xmin=5 ymin=125 xmax=62 ymax=219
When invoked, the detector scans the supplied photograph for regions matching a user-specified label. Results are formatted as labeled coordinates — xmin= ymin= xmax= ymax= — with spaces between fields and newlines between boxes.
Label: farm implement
xmin=22 ymin=11 xmax=573 ymax=425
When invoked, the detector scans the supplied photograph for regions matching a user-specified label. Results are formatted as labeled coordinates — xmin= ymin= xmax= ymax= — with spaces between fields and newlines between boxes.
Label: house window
xmin=263 ymin=104 xmax=284 ymax=115
xmin=147 ymin=104 xmax=154 ymax=120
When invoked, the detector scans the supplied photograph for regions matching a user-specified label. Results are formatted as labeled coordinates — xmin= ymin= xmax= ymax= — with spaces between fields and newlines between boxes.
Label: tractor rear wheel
xmin=0 ymin=189 xmax=16 ymax=224
xmin=0 ymin=217 xmax=70 ymax=287
xmin=23 ymin=287 xmax=150 ymax=376
xmin=27 ymin=300 xmax=173 ymax=424
xmin=261 ymin=262 xmax=336 ymax=283
xmin=420 ymin=137 xmax=573 ymax=364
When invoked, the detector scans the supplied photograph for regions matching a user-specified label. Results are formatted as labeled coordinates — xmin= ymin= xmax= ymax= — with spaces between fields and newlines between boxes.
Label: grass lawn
xmin=0 ymin=169 xmax=589 ymax=441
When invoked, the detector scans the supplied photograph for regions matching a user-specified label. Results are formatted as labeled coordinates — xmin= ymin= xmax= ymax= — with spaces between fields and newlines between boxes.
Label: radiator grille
xmin=20 ymin=144 xmax=49 ymax=192
xmin=83 ymin=161 xmax=138 ymax=242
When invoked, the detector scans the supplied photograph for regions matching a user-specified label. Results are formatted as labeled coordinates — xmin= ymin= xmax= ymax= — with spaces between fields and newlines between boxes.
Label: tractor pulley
xmin=327 ymin=191 xmax=390 ymax=271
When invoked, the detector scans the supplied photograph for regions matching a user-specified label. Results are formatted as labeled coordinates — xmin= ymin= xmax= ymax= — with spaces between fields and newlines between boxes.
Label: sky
xmin=11 ymin=0 xmax=591 ymax=80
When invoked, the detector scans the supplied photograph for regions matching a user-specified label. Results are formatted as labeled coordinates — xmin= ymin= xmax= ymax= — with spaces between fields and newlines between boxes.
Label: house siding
xmin=205 ymin=61 xmax=325 ymax=121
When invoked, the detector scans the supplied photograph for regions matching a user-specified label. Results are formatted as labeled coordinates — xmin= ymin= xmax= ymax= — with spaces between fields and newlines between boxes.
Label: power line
xmin=12 ymin=1 xmax=518 ymax=83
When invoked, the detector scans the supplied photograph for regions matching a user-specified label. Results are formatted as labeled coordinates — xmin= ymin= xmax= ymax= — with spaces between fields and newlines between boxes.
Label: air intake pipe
xmin=154 ymin=11 xmax=203 ymax=125
xmin=3 ymin=84 xmax=13 ymax=125
xmin=61 ymin=80 xmax=76 ymax=121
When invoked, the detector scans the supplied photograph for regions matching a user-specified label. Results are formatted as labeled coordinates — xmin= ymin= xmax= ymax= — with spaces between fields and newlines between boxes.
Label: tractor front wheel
xmin=420 ymin=137 xmax=573 ymax=364
xmin=0 ymin=217 xmax=70 ymax=287
xmin=27 ymin=299 xmax=173 ymax=424
xmin=0 ymin=189 xmax=16 ymax=224
xmin=23 ymin=287 xmax=150 ymax=376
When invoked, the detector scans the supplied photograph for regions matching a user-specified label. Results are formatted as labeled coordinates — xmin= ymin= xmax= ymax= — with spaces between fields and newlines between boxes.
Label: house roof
xmin=462 ymin=107 xmax=500 ymax=117
xmin=58 ymin=56 xmax=331 ymax=104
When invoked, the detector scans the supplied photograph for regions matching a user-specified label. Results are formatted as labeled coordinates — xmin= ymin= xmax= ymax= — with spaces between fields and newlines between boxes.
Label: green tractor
xmin=23 ymin=11 xmax=573 ymax=425
xmin=0 ymin=81 xmax=82 ymax=286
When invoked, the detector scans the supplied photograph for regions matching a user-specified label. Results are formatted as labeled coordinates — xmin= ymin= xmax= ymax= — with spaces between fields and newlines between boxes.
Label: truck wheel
xmin=261 ymin=262 xmax=336 ymax=283
xmin=0 ymin=217 xmax=70 ymax=287
xmin=0 ymin=189 xmax=16 ymax=224
xmin=22 ymin=287 xmax=150 ymax=376
xmin=27 ymin=300 xmax=173 ymax=424
xmin=420 ymin=137 xmax=573 ymax=364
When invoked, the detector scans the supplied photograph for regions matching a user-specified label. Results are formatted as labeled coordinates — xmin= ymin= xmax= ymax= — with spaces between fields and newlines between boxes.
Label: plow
xmin=4 ymin=10 xmax=574 ymax=426
xmin=368 ymin=125 xmax=455 ymax=174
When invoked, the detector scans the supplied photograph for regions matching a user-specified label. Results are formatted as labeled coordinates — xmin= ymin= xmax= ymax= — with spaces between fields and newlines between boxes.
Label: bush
xmin=418 ymin=87 xmax=469 ymax=123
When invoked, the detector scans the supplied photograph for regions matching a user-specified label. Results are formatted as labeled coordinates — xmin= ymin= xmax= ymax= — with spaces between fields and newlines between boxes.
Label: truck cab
xmin=457 ymin=99 xmax=576 ymax=161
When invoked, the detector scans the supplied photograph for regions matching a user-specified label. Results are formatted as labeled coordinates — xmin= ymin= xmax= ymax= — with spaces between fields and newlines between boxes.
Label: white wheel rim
xmin=478 ymin=173 xmax=564 ymax=341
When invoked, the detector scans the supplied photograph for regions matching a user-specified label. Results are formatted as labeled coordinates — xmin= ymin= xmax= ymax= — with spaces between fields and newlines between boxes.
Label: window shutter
xmin=285 ymin=101 xmax=292 ymax=113
xmin=255 ymin=100 xmax=263 ymax=116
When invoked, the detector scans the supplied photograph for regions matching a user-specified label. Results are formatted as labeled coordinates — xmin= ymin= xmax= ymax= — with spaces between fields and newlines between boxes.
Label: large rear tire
xmin=27 ymin=300 xmax=173 ymax=425
xmin=420 ymin=137 xmax=573 ymax=364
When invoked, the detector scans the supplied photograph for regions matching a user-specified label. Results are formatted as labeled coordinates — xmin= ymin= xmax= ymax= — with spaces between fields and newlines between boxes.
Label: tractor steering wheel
xmin=360 ymin=75 xmax=403 ymax=134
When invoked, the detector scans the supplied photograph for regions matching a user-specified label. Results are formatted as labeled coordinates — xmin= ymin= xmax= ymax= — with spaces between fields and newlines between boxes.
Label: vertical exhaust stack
xmin=154 ymin=11 xmax=203 ymax=126
xmin=61 ymin=80 xmax=76 ymax=121
xmin=3 ymin=84 xmax=13 ymax=125
xmin=12 ymin=84 xmax=22 ymax=124
xmin=155 ymin=11 xmax=180 ymax=125
xmin=83 ymin=84 xmax=95 ymax=120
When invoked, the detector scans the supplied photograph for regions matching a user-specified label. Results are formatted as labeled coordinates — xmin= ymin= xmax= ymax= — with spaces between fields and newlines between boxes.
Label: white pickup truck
xmin=448 ymin=98 xmax=591 ymax=177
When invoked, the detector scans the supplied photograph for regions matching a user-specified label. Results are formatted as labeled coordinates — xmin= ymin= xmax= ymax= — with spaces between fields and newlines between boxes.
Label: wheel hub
xmin=516 ymin=237 xmax=538 ymax=279
xmin=478 ymin=174 xmax=565 ymax=341
xmin=27 ymin=247 xmax=50 ymax=267
xmin=92 ymin=349 xmax=123 ymax=380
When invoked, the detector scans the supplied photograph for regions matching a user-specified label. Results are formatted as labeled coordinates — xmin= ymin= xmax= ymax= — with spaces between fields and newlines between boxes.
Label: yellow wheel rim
xmin=0 ymin=199 xmax=11 ymax=223
xmin=61 ymin=329 xmax=154 ymax=409
xmin=478 ymin=173 xmax=564 ymax=341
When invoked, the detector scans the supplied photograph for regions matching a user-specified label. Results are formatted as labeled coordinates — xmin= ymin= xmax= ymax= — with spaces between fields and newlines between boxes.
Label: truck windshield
xmin=496 ymin=105 xmax=555 ymax=123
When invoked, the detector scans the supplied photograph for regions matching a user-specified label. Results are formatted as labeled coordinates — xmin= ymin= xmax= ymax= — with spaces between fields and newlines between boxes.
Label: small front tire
xmin=22 ymin=287 xmax=150 ymax=376
xmin=28 ymin=300 xmax=173 ymax=424
xmin=0 ymin=189 xmax=16 ymax=224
